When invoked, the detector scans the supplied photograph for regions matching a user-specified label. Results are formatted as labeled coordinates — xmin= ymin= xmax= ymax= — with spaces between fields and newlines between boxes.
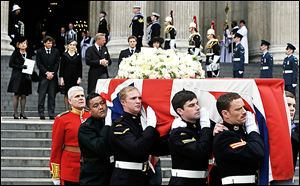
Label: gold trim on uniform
xmin=229 ymin=139 xmax=247 ymax=149
xmin=56 ymin=110 xmax=70 ymax=118
xmin=138 ymin=18 xmax=144 ymax=23
xmin=165 ymin=25 xmax=174 ymax=33
xmin=50 ymin=163 xmax=60 ymax=179
xmin=114 ymin=128 xmax=130 ymax=135
xmin=116 ymin=124 xmax=123 ymax=127
xmin=182 ymin=137 xmax=196 ymax=144
xmin=70 ymin=107 xmax=83 ymax=115
xmin=206 ymin=39 xmax=219 ymax=49
xmin=180 ymin=133 xmax=187 ymax=136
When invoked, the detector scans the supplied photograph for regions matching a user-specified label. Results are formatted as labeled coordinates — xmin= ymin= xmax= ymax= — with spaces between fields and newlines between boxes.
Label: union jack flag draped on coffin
xmin=96 ymin=78 xmax=294 ymax=184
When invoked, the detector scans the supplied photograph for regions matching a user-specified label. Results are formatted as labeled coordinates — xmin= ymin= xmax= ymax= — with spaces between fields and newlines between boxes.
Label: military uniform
xmin=109 ymin=112 xmax=168 ymax=185
xmin=131 ymin=13 xmax=144 ymax=50
xmin=205 ymin=39 xmax=221 ymax=78
xmin=168 ymin=119 xmax=213 ymax=185
xmin=260 ymin=51 xmax=273 ymax=78
xmin=78 ymin=116 xmax=114 ymax=185
xmin=150 ymin=21 xmax=161 ymax=44
xmin=213 ymin=122 xmax=264 ymax=185
xmin=283 ymin=55 xmax=298 ymax=96
xmin=233 ymin=43 xmax=245 ymax=78
xmin=188 ymin=32 xmax=202 ymax=56
xmin=260 ymin=40 xmax=273 ymax=78
xmin=164 ymin=25 xmax=176 ymax=50
xmin=49 ymin=108 xmax=90 ymax=184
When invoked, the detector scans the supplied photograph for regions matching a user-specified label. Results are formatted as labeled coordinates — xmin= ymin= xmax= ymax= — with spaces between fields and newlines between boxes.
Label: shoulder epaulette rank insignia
xmin=138 ymin=18 xmax=144 ymax=23
xmin=115 ymin=124 xmax=123 ymax=127
xmin=114 ymin=128 xmax=130 ymax=135
xmin=182 ymin=137 xmax=196 ymax=144
xmin=229 ymin=139 xmax=247 ymax=149
xmin=57 ymin=110 xmax=70 ymax=118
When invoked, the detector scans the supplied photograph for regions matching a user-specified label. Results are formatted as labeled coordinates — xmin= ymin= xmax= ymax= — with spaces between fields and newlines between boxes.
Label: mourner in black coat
xmin=85 ymin=33 xmax=112 ymax=94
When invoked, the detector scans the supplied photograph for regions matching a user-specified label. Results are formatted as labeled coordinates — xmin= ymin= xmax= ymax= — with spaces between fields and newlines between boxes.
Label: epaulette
xmin=56 ymin=110 xmax=70 ymax=118
xmin=164 ymin=25 xmax=174 ymax=33
xmin=229 ymin=139 xmax=247 ymax=149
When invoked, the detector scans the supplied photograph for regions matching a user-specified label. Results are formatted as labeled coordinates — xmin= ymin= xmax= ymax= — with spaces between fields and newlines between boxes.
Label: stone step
xmin=162 ymin=177 xmax=170 ymax=185
xmin=1 ymin=147 xmax=51 ymax=157
xmin=1 ymin=138 xmax=52 ymax=147
xmin=1 ymin=178 xmax=52 ymax=185
xmin=1 ymin=157 xmax=49 ymax=167
xmin=162 ymin=167 xmax=171 ymax=178
xmin=1 ymin=119 xmax=53 ymax=130
xmin=1 ymin=130 xmax=52 ymax=138
xmin=1 ymin=167 xmax=50 ymax=178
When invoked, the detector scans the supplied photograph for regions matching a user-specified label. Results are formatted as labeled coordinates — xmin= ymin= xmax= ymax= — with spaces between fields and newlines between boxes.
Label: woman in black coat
xmin=59 ymin=39 xmax=82 ymax=109
xmin=7 ymin=37 xmax=32 ymax=119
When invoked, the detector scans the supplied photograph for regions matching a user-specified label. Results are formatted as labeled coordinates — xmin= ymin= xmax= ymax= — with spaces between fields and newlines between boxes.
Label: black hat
xmin=286 ymin=43 xmax=296 ymax=51
xmin=17 ymin=36 xmax=27 ymax=43
xmin=234 ymin=32 xmax=243 ymax=39
xmin=151 ymin=37 xmax=164 ymax=45
xmin=261 ymin=40 xmax=270 ymax=46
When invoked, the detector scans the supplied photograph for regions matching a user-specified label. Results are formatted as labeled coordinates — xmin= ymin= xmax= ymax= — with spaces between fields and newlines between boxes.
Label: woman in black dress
xmin=59 ymin=39 xmax=82 ymax=109
xmin=7 ymin=37 xmax=32 ymax=119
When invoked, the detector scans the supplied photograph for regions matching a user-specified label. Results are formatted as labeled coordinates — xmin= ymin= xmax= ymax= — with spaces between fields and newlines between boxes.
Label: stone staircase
xmin=1 ymin=118 xmax=53 ymax=185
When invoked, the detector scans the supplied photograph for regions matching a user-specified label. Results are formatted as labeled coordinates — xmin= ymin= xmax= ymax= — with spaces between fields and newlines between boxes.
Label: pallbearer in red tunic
xmin=49 ymin=86 xmax=90 ymax=185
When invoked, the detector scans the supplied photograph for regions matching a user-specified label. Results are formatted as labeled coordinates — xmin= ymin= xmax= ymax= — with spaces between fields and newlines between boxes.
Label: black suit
xmin=118 ymin=48 xmax=140 ymax=64
xmin=36 ymin=47 xmax=60 ymax=117
xmin=85 ymin=45 xmax=112 ymax=94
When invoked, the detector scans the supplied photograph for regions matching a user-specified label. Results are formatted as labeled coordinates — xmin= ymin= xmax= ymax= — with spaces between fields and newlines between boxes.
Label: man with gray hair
xmin=49 ymin=86 xmax=91 ymax=185
xmin=85 ymin=33 xmax=112 ymax=94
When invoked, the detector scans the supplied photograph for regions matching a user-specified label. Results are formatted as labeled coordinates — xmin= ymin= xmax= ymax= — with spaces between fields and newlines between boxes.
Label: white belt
xmin=284 ymin=70 xmax=293 ymax=74
xmin=261 ymin=66 xmax=269 ymax=70
xmin=171 ymin=169 xmax=208 ymax=179
xmin=115 ymin=160 xmax=147 ymax=171
xmin=233 ymin=58 xmax=240 ymax=61
xmin=222 ymin=175 xmax=256 ymax=185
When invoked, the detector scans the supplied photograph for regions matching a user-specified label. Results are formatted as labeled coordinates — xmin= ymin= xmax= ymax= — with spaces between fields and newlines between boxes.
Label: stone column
xmin=248 ymin=1 xmax=269 ymax=63
xmin=106 ymin=1 xmax=148 ymax=58
xmin=1 ymin=1 xmax=14 ymax=56
xmin=161 ymin=1 xmax=201 ymax=52
xmin=270 ymin=1 xmax=299 ymax=64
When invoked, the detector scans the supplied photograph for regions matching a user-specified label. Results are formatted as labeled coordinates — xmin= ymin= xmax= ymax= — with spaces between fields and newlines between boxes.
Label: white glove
xmin=194 ymin=48 xmax=201 ymax=56
xmin=51 ymin=178 xmax=60 ymax=185
xmin=10 ymin=34 xmax=15 ymax=38
xmin=146 ymin=106 xmax=157 ymax=128
xmin=238 ymin=71 xmax=244 ymax=74
xmin=170 ymin=39 xmax=176 ymax=50
xmin=292 ymin=84 xmax=297 ymax=88
xmin=245 ymin=111 xmax=259 ymax=134
xmin=200 ymin=107 xmax=210 ymax=128
xmin=105 ymin=108 xmax=112 ymax=126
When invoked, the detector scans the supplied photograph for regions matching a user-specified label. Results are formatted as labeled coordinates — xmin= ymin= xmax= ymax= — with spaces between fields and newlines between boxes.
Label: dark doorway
xmin=9 ymin=0 xmax=88 ymax=52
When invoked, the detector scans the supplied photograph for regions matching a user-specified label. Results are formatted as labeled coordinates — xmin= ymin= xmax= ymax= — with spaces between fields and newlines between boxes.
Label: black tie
xmin=47 ymin=49 xmax=50 ymax=54
xmin=131 ymin=49 xmax=134 ymax=54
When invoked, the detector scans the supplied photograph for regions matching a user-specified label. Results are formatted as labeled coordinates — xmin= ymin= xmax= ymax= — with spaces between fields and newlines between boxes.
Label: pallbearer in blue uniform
xmin=130 ymin=5 xmax=144 ymax=51
xmin=259 ymin=40 xmax=273 ymax=78
xmin=283 ymin=43 xmax=298 ymax=96
xmin=232 ymin=32 xmax=245 ymax=78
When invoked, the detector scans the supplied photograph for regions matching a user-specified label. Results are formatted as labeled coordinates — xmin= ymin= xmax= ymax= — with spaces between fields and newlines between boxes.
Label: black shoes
xmin=20 ymin=113 xmax=28 ymax=119
xmin=40 ymin=115 xmax=46 ymax=120
xmin=49 ymin=116 xmax=55 ymax=120
xmin=13 ymin=114 xmax=19 ymax=119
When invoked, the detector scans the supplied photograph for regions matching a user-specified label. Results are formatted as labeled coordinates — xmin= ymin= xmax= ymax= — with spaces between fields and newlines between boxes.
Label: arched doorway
xmin=9 ymin=0 xmax=88 ymax=52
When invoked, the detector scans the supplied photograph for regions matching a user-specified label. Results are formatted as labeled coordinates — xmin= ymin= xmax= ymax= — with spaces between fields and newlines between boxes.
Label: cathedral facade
xmin=2 ymin=1 xmax=299 ymax=64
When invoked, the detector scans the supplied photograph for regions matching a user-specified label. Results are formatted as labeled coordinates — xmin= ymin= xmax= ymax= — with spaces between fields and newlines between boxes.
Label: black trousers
xmin=38 ymin=78 xmax=57 ymax=117
xmin=136 ymin=36 xmax=143 ymax=51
